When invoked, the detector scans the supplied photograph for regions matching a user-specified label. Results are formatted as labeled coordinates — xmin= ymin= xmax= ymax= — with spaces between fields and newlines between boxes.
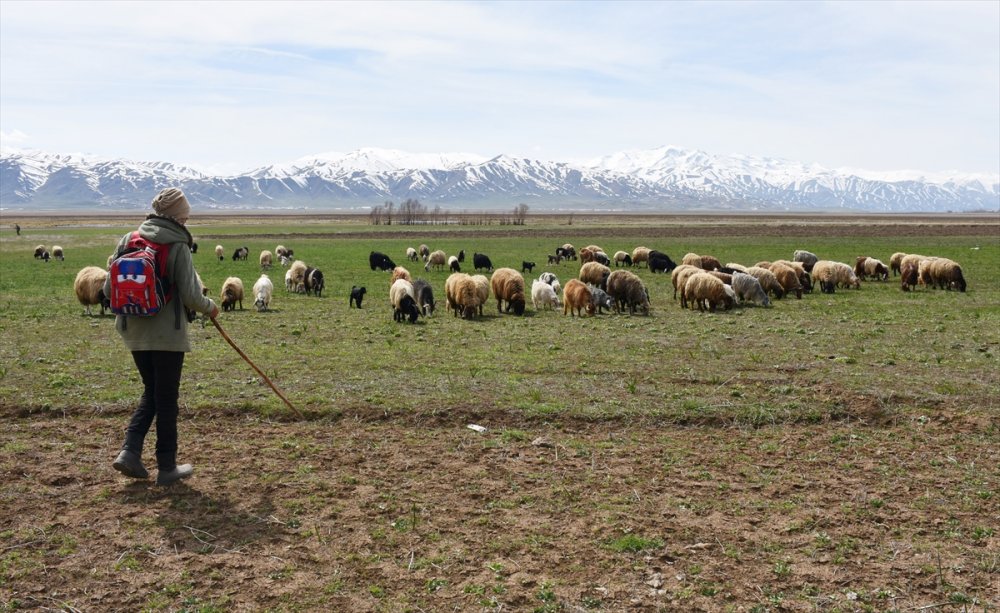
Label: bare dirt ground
xmin=2 ymin=214 xmax=998 ymax=611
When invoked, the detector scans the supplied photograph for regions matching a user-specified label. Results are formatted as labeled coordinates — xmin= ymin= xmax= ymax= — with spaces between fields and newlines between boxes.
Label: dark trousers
xmin=123 ymin=351 xmax=185 ymax=470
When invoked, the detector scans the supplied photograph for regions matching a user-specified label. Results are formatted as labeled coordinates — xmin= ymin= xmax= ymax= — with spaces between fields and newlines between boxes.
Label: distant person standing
xmin=14 ymin=223 xmax=20 ymax=236
xmin=106 ymin=187 xmax=219 ymax=486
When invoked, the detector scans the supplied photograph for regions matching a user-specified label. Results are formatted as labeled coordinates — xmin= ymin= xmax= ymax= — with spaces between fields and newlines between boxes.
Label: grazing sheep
xmin=424 ymin=250 xmax=447 ymax=272
xmin=490 ymin=268 xmax=527 ymax=315
xmin=862 ymin=257 xmax=889 ymax=281
xmin=724 ymin=262 xmax=749 ymax=274
xmin=284 ymin=268 xmax=295 ymax=292
xmin=613 ymin=251 xmax=633 ymax=267
xmin=52 ymin=246 xmax=64 ymax=261
xmin=390 ymin=279 xmax=421 ymax=323
xmin=40 ymin=250 xmax=50 ymax=262
xmin=445 ymin=273 xmax=481 ymax=319
xmin=707 ymin=271 xmax=733 ymax=285
xmin=276 ymin=245 xmax=288 ymax=258
xmin=470 ymin=275 xmax=490 ymax=316
xmin=558 ymin=244 xmax=577 ymax=260
xmin=531 ymin=280 xmax=561 ymax=310
xmin=812 ymin=260 xmax=860 ymax=293
xmin=418 ymin=244 xmax=430 ymax=261
xmin=259 ymin=250 xmax=273 ymax=269
xmin=594 ymin=251 xmax=611 ymax=266
xmin=304 ymin=267 xmax=325 ymax=297
xmin=547 ymin=254 xmax=562 ymax=265
xmin=606 ymin=269 xmax=650 ymax=315
xmin=731 ymin=272 xmax=771 ymax=307
xmin=771 ymin=260 xmax=812 ymax=292
xmin=579 ymin=247 xmax=596 ymax=264
xmin=279 ymin=254 xmax=292 ymax=267
xmin=746 ymin=266 xmax=786 ymax=299
xmin=406 ymin=247 xmax=418 ymax=261
xmin=391 ymin=266 xmax=412 ymax=286
xmin=900 ymin=261 xmax=920 ymax=291
xmin=412 ymin=279 xmax=435 ymax=315
xmin=562 ymin=279 xmax=594 ymax=317
xmin=473 ymin=252 xmax=494 ymax=272
xmin=195 ymin=272 xmax=209 ymax=297
xmin=369 ymin=251 xmax=396 ymax=271
xmin=682 ymin=272 xmax=734 ymax=312
xmin=768 ymin=262 xmax=803 ymax=299
xmin=579 ymin=262 xmax=611 ymax=290
xmin=232 ymin=246 xmax=249 ymax=262
xmin=538 ymin=271 xmax=561 ymax=296
xmin=220 ymin=277 xmax=244 ymax=311
xmin=33 ymin=245 xmax=47 ymax=259
xmin=589 ymin=286 xmax=614 ymax=314
xmin=288 ymin=260 xmax=308 ymax=293
xmin=671 ymin=265 xmax=701 ymax=301
xmin=521 ymin=260 xmax=535 ymax=274
xmin=697 ymin=255 xmax=722 ymax=271
xmin=252 ymin=274 xmax=273 ymax=312
xmin=928 ymin=258 xmax=967 ymax=292
xmin=793 ymin=250 xmax=819 ymax=272
xmin=449 ymin=255 xmax=461 ymax=273
xmin=74 ymin=266 xmax=110 ymax=315
xmin=215 ymin=245 xmax=224 ymax=261
xmin=457 ymin=249 xmax=465 ymax=263
xmin=889 ymin=252 xmax=906 ymax=276
xmin=648 ymin=250 xmax=677 ymax=274
xmin=631 ymin=246 xmax=650 ymax=267
xmin=349 ymin=285 xmax=367 ymax=308
xmin=681 ymin=252 xmax=703 ymax=269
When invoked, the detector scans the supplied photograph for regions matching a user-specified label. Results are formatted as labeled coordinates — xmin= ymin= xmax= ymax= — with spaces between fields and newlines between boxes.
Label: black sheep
xmin=521 ymin=261 xmax=535 ymax=274
xmin=473 ymin=252 xmax=493 ymax=272
xmin=648 ymin=250 xmax=677 ymax=274
xmin=304 ymin=267 xmax=325 ymax=297
xmin=412 ymin=279 xmax=435 ymax=316
xmin=369 ymin=251 xmax=396 ymax=271
xmin=457 ymin=249 xmax=465 ymax=263
xmin=349 ymin=286 xmax=367 ymax=308
xmin=394 ymin=295 xmax=421 ymax=323
xmin=190 ymin=242 xmax=198 ymax=254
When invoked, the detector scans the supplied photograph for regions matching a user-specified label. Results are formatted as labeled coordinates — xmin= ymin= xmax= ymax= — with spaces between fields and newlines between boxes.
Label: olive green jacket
xmin=104 ymin=215 xmax=216 ymax=352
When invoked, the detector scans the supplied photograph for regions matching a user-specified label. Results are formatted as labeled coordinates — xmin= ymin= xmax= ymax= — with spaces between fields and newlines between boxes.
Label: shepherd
xmin=106 ymin=187 xmax=220 ymax=486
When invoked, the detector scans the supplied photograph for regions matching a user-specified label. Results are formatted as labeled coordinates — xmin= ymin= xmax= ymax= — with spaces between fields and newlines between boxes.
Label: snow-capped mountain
xmin=1 ymin=146 xmax=997 ymax=212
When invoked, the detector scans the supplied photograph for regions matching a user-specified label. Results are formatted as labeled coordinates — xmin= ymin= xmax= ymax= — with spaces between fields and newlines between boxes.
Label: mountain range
xmin=1 ymin=146 xmax=997 ymax=213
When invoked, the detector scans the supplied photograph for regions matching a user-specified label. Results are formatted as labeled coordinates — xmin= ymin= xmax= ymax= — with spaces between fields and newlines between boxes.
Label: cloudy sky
xmin=1 ymin=0 xmax=997 ymax=175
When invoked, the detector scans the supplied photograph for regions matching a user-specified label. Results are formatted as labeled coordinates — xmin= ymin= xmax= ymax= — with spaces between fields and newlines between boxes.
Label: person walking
xmin=14 ymin=223 xmax=20 ymax=236
xmin=107 ymin=187 xmax=219 ymax=485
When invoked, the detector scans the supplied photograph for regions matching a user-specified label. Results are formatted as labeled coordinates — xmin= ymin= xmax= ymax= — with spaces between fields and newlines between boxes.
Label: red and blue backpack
xmin=109 ymin=232 xmax=174 ymax=317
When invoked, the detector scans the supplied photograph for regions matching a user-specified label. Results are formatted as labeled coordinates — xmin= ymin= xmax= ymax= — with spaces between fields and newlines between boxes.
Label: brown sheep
xmin=220 ymin=277 xmax=244 ymax=311
xmin=746 ymin=266 xmax=785 ymax=299
xmin=470 ymin=274 xmax=490 ymax=315
xmin=390 ymin=266 xmax=412 ymax=286
xmin=259 ymin=250 xmax=273 ymax=269
xmin=853 ymin=256 xmax=869 ymax=279
xmin=928 ymin=258 xmax=967 ymax=292
xmin=606 ymin=269 xmax=650 ymax=315
xmin=563 ymin=279 xmax=594 ymax=317
xmin=681 ymin=252 xmax=703 ymax=269
xmin=490 ymin=268 xmax=526 ymax=315
xmin=74 ymin=266 xmax=110 ymax=315
xmin=631 ymin=246 xmax=650 ymax=267
xmin=917 ymin=257 xmax=939 ymax=288
xmin=578 ymin=261 xmax=611 ymax=289
xmin=812 ymin=260 xmax=860 ymax=293
xmin=771 ymin=259 xmax=812 ymax=292
xmin=579 ymin=247 xmax=596 ymax=264
xmin=889 ymin=252 xmax=906 ymax=277
xmin=682 ymin=272 xmax=734 ymax=312
xmin=419 ymin=244 xmax=430 ymax=260
xmin=707 ymin=271 xmax=732 ymax=285
xmin=671 ymin=265 xmax=702 ymax=305
xmin=769 ymin=262 xmax=803 ymax=299
xmin=444 ymin=273 xmax=480 ymax=319
xmin=900 ymin=261 xmax=920 ymax=291
xmin=425 ymin=250 xmax=447 ymax=272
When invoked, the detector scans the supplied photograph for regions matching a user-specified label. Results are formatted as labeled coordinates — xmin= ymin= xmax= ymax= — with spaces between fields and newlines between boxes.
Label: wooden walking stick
xmin=211 ymin=316 xmax=303 ymax=419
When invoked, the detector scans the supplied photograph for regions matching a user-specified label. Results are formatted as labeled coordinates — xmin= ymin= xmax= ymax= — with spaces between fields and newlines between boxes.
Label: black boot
xmin=112 ymin=449 xmax=149 ymax=479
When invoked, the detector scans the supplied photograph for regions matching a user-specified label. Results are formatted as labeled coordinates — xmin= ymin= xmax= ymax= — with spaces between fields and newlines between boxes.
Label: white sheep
xmin=288 ymin=260 xmax=308 ymax=293
xmin=52 ymin=246 xmax=65 ymax=261
xmin=252 ymin=274 xmax=273 ymax=312
xmin=215 ymin=244 xmax=224 ymax=261
xmin=284 ymin=268 xmax=295 ymax=292
xmin=531 ymin=280 xmax=561 ymax=310
xmin=406 ymin=247 xmax=418 ymax=261
xmin=74 ymin=266 xmax=110 ymax=315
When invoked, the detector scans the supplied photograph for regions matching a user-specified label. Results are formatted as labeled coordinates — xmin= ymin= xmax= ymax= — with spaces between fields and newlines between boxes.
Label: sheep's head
xmin=462 ymin=305 xmax=477 ymax=320
xmin=510 ymin=297 xmax=526 ymax=316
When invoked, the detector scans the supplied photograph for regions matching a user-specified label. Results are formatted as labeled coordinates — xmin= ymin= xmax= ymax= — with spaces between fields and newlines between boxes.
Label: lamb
xmin=471 ymin=275 xmax=490 ymax=315
xmin=74 ymin=266 xmax=110 ymax=315
xmin=215 ymin=245 xmax=224 ymax=261
xmin=547 ymin=254 xmax=562 ymax=265
xmin=406 ymin=247 xmax=418 ymax=261
xmin=457 ymin=250 xmax=465 ymax=263
xmin=889 ymin=252 xmax=906 ymax=277
xmin=793 ymin=250 xmax=819 ymax=272
xmin=303 ymin=267 xmax=325 ymax=297
xmin=232 ymin=246 xmax=249 ymax=262
xmin=811 ymin=260 xmax=861 ymax=293
xmin=606 ymin=269 xmax=650 ymax=315
xmin=648 ymin=250 xmax=677 ymax=274
xmin=768 ymin=262 xmax=803 ymax=299
xmin=473 ymin=252 xmax=494 ymax=272
xmin=448 ymin=255 xmax=461 ymax=273
xmin=562 ymin=279 xmax=594 ymax=317
xmin=862 ymin=257 xmax=889 ymax=281
xmin=220 ymin=277 xmax=244 ymax=311
xmin=349 ymin=285 xmax=367 ymax=308
xmin=589 ymin=287 xmax=614 ymax=314
xmin=731 ymin=271 xmax=771 ymax=307
xmin=52 ymin=246 xmax=64 ymax=261
xmin=425 ymin=250 xmax=447 ymax=272
xmin=33 ymin=245 xmax=47 ymax=259
xmin=252 ymin=274 xmax=273 ymax=312
xmin=288 ymin=260 xmax=308 ymax=293
xmin=411 ymin=279 xmax=435 ymax=315
xmin=369 ymin=251 xmax=396 ymax=271
xmin=445 ymin=273 xmax=481 ymax=319
xmin=390 ymin=266 xmax=412 ymax=286
xmin=531 ymin=280 xmax=561 ymax=311
xmin=259 ymin=250 xmax=273 ymax=269
xmin=670 ymin=265 xmax=701 ymax=301
xmin=521 ymin=261 xmax=535 ymax=274
xmin=578 ymin=262 xmax=611 ymax=290
xmin=390 ymin=279 xmax=421 ymax=323
xmin=631 ymin=246 xmax=650 ymax=267
xmin=490 ymin=268 xmax=527 ymax=315
xmin=682 ymin=272 xmax=734 ymax=312
xmin=613 ymin=251 xmax=633 ymax=267
xmin=928 ymin=258 xmax=966 ymax=292
xmin=746 ymin=266 xmax=786 ymax=299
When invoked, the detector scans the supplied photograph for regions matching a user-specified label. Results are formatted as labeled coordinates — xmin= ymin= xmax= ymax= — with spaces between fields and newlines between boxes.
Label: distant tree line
xmin=368 ymin=200 xmax=529 ymax=226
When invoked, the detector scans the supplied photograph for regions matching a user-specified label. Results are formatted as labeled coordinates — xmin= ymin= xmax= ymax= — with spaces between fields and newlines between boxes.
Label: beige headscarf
xmin=151 ymin=187 xmax=191 ymax=223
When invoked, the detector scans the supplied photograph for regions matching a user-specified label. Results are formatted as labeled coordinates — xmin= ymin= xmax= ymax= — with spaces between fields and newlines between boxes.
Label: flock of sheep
xmin=65 ymin=239 xmax=969 ymax=320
